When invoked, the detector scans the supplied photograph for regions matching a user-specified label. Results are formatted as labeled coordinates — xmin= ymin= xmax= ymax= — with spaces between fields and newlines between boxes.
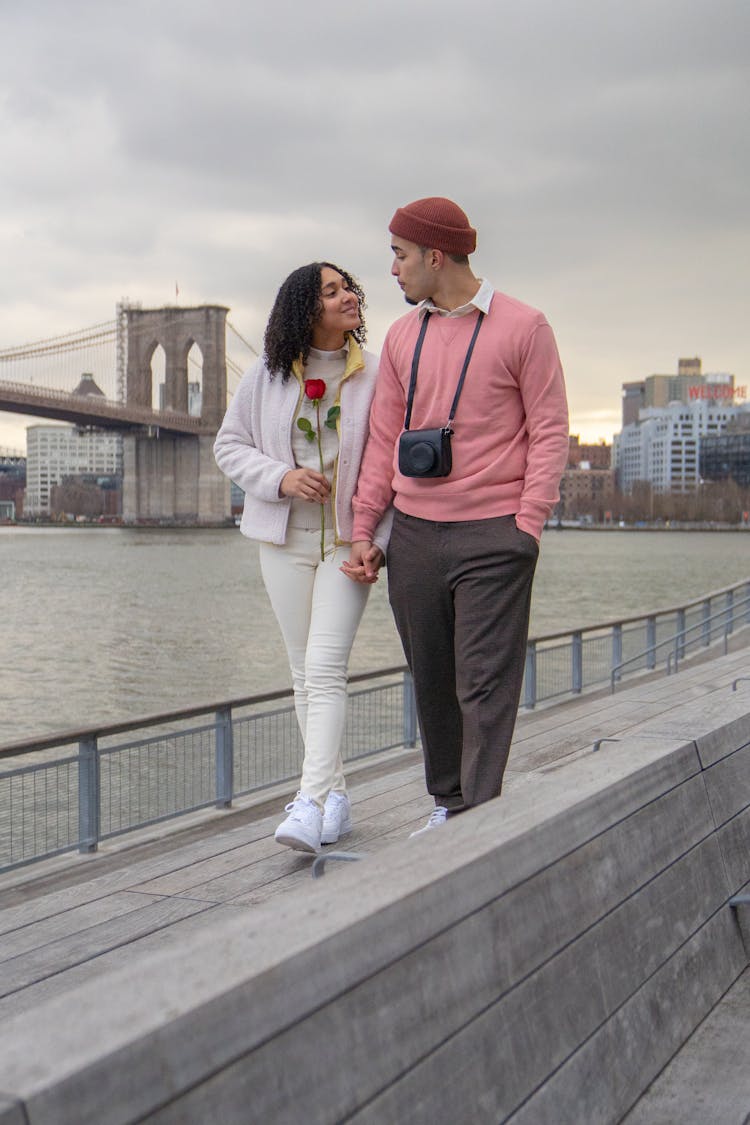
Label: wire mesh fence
xmin=0 ymin=671 xmax=411 ymax=872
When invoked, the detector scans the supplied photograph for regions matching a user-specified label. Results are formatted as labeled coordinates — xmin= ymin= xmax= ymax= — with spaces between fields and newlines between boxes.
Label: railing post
xmin=726 ymin=589 xmax=735 ymax=636
xmin=745 ymin=582 xmax=750 ymax=625
xmin=612 ymin=624 xmax=623 ymax=682
xmin=524 ymin=641 xmax=537 ymax=710
xmin=646 ymin=616 xmax=657 ymax=669
xmin=78 ymin=736 xmax=100 ymax=853
xmin=572 ymin=631 xmax=583 ymax=694
xmin=402 ymin=670 xmax=417 ymax=748
xmin=702 ymin=599 xmax=711 ymax=646
xmin=677 ymin=608 xmax=686 ymax=659
xmin=215 ymin=706 xmax=234 ymax=808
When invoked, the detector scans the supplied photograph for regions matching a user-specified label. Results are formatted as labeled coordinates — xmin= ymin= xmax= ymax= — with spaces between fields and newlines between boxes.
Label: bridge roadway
xmin=0 ymin=380 xmax=209 ymax=435
xmin=0 ymin=648 xmax=748 ymax=1123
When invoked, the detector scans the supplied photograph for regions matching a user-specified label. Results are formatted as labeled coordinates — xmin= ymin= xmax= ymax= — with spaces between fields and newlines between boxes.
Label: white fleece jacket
xmin=214 ymin=339 xmax=393 ymax=554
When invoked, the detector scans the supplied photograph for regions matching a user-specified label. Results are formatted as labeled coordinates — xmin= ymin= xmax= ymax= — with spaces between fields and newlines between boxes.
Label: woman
xmin=214 ymin=263 xmax=391 ymax=853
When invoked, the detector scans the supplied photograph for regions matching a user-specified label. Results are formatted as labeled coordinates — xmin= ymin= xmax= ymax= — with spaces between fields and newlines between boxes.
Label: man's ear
xmin=427 ymin=248 xmax=444 ymax=270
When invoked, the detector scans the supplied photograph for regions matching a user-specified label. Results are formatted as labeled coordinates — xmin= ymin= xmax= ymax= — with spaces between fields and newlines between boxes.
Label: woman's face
xmin=311 ymin=266 xmax=361 ymax=348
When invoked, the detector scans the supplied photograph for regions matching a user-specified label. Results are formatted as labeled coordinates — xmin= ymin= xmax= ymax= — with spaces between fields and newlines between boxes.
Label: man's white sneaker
xmin=274 ymin=794 xmax=323 ymax=853
xmin=321 ymin=791 xmax=353 ymax=845
xmin=409 ymin=806 xmax=449 ymax=838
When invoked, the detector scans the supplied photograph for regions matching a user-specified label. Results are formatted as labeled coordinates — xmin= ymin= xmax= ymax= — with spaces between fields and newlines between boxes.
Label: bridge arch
xmin=125 ymin=306 xmax=228 ymax=428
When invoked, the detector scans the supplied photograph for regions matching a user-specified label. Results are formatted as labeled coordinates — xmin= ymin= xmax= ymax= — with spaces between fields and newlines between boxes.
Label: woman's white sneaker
xmin=409 ymin=806 xmax=448 ymax=838
xmin=274 ymin=794 xmax=323 ymax=852
xmin=321 ymin=791 xmax=353 ymax=845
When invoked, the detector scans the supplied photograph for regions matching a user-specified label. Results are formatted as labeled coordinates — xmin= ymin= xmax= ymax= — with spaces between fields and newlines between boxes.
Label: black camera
xmin=398 ymin=426 xmax=453 ymax=478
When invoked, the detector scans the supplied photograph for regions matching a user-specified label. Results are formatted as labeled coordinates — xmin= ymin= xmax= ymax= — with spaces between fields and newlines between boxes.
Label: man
xmin=344 ymin=197 xmax=568 ymax=835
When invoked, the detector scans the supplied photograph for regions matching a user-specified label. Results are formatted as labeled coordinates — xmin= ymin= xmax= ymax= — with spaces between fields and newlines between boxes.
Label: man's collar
xmin=418 ymin=278 xmax=495 ymax=319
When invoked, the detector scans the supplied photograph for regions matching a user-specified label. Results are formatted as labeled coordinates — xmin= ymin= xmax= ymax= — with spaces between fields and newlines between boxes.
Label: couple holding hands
xmin=214 ymin=195 xmax=569 ymax=853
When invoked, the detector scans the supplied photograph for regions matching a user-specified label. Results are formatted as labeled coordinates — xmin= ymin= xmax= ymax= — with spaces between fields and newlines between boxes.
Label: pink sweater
xmin=352 ymin=289 xmax=569 ymax=542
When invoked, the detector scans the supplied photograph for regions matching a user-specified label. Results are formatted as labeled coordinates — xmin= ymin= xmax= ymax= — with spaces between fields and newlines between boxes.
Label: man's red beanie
xmin=389 ymin=197 xmax=477 ymax=255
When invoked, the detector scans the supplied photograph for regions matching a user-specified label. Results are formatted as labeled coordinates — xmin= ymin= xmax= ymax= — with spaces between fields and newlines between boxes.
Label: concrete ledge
xmin=0 ymin=683 xmax=747 ymax=1123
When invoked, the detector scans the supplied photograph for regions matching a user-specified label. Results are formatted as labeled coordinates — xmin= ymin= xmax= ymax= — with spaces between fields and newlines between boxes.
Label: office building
xmin=619 ymin=358 xmax=740 ymax=428
xmin=700 ymin=415 xmax=750 ymax=489
xmin=25 ymin=425 xmax=123 ymax=516
xmin=614 ymin=400 xmax=750 ymax=493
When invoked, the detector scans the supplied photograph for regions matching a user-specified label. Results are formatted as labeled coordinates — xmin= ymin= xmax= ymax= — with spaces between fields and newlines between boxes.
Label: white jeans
xmin=259 ymin=526 xmax=370 ymax=808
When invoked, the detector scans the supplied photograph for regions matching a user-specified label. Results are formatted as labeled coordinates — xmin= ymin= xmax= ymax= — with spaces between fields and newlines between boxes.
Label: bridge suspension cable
xmin=0 ymin=308 xmax=257 ymax=412
xmin=227 ymin=320 xmax=259 ymax=357
xmin=0 ymin=320 xmax=118 ymax=361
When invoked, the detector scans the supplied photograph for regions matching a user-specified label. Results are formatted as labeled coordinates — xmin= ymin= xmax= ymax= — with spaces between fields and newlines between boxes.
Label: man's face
xmin=390 ymin=236 xmax=434 ymax=305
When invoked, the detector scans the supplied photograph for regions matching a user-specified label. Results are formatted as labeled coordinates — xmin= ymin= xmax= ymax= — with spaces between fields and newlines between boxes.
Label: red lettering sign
xmin=687 ymin=384 xmax=747 ymax=401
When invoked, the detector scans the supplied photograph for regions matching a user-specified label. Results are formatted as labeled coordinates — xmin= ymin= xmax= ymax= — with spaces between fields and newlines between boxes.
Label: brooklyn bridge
xmin=0 ymin=302 xmax=257 ymax=523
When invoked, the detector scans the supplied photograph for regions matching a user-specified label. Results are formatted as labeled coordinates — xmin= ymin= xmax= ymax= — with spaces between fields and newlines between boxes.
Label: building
xmin=23 ymin=374 xmax=123 ymax=517
xmin=700 ymin=415 xmax=750 ymax=489
xmin=25 ymin=426 xmax=122 ymax=516
xmin=614 ymin=400 xmax=750 ymax=494
xmin=619 ymin=358 xmax=743 ymax=428
xmin=0 ymin=451 xmax=26 ymax=520
xmin=621 ymin=382 xmax=645 ymax=427
xmin=558 ymin=464 xmax=616 ymax=521
xmin=568 ymin=435 xmax=611 ymax=469
xmin=614 ymin=358 xmax=749 ymax=494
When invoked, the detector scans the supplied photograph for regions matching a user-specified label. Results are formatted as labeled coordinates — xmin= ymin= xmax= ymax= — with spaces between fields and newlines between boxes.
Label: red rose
xmin=304 ymin=379 xmax=326 ymax=402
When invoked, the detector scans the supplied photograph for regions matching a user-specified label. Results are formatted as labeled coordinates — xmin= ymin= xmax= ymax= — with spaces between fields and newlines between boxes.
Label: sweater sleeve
xmin=213 ymin=364 xmax=291 ymax=504
xmin=515 ymin=321 xmax=569 ymax=540
xmin=351 ymin=334 xmax=404 ymax=541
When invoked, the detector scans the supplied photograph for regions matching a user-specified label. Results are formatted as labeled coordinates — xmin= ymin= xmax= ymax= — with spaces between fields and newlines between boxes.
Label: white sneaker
xmin=409 ymin=806 xmax=449 ymax=838
xmin=321 ymin=791 xmax=353 ymax=845
xmin=274 ymin=794 xmax=323 ymax=853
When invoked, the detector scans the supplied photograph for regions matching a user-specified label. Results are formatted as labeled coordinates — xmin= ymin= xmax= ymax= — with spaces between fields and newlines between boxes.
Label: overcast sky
xmin=1 ymin=0 xmax=747 ymax=451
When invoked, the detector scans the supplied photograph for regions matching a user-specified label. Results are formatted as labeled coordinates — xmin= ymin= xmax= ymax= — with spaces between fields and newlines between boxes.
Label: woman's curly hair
xmin=263 ymin=262 xmax=367 ymax=379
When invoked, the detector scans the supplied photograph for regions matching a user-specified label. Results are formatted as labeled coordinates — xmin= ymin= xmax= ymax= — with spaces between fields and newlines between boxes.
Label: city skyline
xmin=1 ymin=0 xmax=748 ymax=451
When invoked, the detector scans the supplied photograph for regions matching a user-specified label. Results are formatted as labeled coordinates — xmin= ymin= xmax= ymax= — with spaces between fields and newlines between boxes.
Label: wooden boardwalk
xmin=1 ymin=642 xmax=748 ymax=1031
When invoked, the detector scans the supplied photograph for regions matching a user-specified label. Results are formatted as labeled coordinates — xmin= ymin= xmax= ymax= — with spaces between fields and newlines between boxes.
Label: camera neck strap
xmin=403 ymin=309 xmax=485 ymax=431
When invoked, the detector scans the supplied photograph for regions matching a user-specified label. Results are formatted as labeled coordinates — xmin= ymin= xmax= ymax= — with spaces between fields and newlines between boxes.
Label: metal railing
xmin=523 ymin=578 xmax=750 ymax=708
xmin=610 ymin=592 xmax=750 ymax=691
xmin=1 ymin=579 xmax=748 ymax=872
xmin=0 ymin=668 xmax=415 ymax=873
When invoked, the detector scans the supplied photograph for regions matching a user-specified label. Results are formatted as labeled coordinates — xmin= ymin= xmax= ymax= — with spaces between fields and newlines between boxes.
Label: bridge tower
xmin=121 ymin=305 xmax=231 ymax=525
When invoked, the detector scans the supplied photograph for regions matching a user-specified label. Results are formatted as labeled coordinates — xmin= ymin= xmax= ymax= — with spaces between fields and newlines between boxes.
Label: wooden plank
xmin=192 ymin=794 xmax=436 ymax=904
xmin=0 ymin=905 xmax=243 ymax=1022
xmin=506 ymin=911 xmax=747 ymax=1125
xmin=0 ymin=896 xmax=214 ymax=999
xmin=621 ymin=969 xmax=750 ymax=1124
xmin=717 ymin=811 xmax=750 ymax=894
xmin=0 ymin=734 xmax=721 ymax=1125
xmin=139 ymin=820 xmax=732 ymax=1125
xmin=703 ymin=743 xmax=750 ymax=827
xmin=131 ymin=773 xmax=427 ymax=897
xmin=0 ymin=891 xmax=168 ymax=961
xmin=350 ymin=910 xmax=746 ymax=1125
xmin=0 ymin=817 xmax=277 ymax=930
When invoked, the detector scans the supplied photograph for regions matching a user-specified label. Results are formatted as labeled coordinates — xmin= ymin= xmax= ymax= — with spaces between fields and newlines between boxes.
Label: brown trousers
xmin=387 ymin=511 xmax=538 ymax=811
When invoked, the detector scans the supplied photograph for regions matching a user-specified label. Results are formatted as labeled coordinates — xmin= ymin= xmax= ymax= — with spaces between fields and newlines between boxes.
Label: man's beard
xmin=404 ymin=294 xmax=418 ymax=306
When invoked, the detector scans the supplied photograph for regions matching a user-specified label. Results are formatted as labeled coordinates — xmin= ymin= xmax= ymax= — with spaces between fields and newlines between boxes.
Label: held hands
xmin=341 ymin=540 xmax=384 ymax=585
xmin=279 ymin=468 xmax=330 ymax=504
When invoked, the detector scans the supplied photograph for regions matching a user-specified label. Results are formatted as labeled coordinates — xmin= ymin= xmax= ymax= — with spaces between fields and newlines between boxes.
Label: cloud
xmin=1 ymin=0 xmax=748 ymax=446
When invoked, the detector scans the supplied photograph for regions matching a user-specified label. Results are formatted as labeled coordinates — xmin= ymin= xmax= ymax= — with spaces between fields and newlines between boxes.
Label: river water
xmin=1 ymin=526 xmax=748 ymax=742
